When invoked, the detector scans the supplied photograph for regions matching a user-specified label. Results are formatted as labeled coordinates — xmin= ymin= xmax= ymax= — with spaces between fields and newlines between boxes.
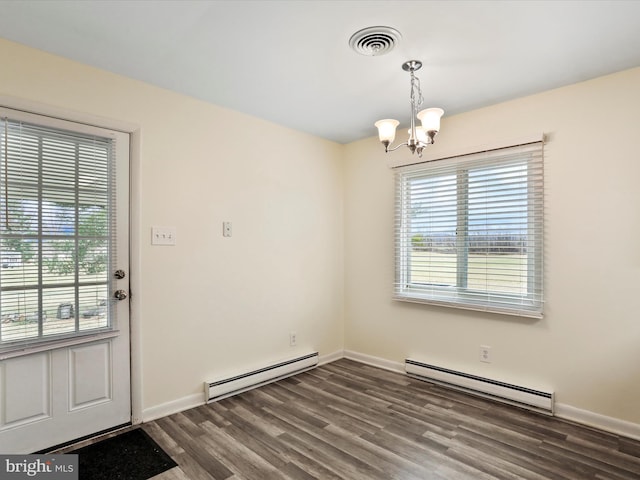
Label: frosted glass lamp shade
xmin=412 ymin=126 xmax=428 ymax=144
xmin=417 ymin=108 xmax=444 ymax=132
xmin=374 ymin=119 xmax=400 ymax=144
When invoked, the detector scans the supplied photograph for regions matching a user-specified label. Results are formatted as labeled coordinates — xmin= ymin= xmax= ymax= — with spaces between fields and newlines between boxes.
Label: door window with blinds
xmin=0 ymin=116 xmax=118 ymax=352
xmin=394 ymin=142 xmax=544 ymax=318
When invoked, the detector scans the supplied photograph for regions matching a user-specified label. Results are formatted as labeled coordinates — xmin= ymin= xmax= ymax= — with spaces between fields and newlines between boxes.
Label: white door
xmin=0 ymin=109 xmax=130 ymax=453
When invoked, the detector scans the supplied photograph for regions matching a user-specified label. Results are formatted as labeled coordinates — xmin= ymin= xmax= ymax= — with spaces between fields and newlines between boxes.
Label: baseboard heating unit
xmin=205 ymin=352 xmax=318 ymax=403
xmin=405 ymin=359 xmax=554 ymax=415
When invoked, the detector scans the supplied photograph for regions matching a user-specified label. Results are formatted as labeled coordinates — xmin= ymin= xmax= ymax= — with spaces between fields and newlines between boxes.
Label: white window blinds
xmin=0 ymin=116 xmax=117 ymax=352
xmin=394 ymin=141 xmax=544 ymax=318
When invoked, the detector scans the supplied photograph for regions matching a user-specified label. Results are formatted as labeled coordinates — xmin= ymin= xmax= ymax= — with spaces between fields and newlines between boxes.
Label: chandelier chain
xmin=410 ymin=72 xmax=424 ymax=110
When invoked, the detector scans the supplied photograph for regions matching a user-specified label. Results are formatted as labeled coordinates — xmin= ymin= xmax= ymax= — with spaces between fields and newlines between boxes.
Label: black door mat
xmin=68 ymin=428 xmax=177 ymax=480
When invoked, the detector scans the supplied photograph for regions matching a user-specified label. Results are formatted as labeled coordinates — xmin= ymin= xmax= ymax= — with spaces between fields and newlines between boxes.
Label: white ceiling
xmin=1 ymin=0 xmax=640 ymax=144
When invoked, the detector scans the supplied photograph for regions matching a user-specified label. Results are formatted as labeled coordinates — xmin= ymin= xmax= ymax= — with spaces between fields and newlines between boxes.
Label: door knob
xmin=114 ymin=290 xmax=128 ymax=301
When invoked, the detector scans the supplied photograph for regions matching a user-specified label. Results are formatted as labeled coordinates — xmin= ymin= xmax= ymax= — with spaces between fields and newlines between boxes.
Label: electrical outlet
xmin=480 ymin=345 xmax=491 ymax=363
xmin=289 ymin=332 xmax=297 ymax=347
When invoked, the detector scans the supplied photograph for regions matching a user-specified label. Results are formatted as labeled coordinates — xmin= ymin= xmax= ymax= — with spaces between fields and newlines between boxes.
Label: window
xmin=0 ymin=114 xmax=118 ymax=352
xmin=394 ymin=141 xmax=543 ymax=317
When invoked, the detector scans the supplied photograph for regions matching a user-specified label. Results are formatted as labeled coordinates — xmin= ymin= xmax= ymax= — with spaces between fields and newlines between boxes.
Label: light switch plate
xmin=151 ymin=226 xmax=176 ymax=245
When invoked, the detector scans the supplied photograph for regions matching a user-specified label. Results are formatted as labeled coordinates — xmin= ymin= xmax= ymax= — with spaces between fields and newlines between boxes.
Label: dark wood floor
xmin=141 ymin=359 xmax=640 ymax=480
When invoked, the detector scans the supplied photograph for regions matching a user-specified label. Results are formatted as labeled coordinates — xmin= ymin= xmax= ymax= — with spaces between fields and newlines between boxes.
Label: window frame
xmin=0 ymin=109 xmax=123 ymax=356
xmin=394 ymin=141 xmax=544 ymax=318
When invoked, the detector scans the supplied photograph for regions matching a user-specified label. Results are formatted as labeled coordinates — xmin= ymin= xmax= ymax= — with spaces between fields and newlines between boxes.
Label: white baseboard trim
xmin=343 ymin=349 xmax=404 ymax=374
xmin=343 ymin=349 xmax=640 ymax=441
xmin=318 ymin=349 xmax=344 ymax=366
xmin=142 ymin=392 xmax=204 ymax=423
xmin=555 ymin=403 xmax=640 ymax=441
xmin=142 ymin=350 xmax=341 ymax=423
xmin=140 ymin=349 xmax=640 ymax=442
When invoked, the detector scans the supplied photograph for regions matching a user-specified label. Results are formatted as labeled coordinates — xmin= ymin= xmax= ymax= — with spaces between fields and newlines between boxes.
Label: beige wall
xmin=344 ymin=67 xmax=640 ymax=424
xmin=2 ymin=36 xmax=640 ymax=429
xmin=0 ymin=39 xmax=345 ymax=411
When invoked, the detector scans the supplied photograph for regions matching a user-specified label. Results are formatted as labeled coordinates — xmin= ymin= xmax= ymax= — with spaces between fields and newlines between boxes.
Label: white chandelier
xmin=374 ymin=60 xmax=444 ymax=157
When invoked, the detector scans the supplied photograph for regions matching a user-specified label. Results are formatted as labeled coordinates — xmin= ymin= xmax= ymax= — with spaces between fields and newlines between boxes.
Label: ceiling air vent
xmin=349 ymin=26 xmax=401 ymax=56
